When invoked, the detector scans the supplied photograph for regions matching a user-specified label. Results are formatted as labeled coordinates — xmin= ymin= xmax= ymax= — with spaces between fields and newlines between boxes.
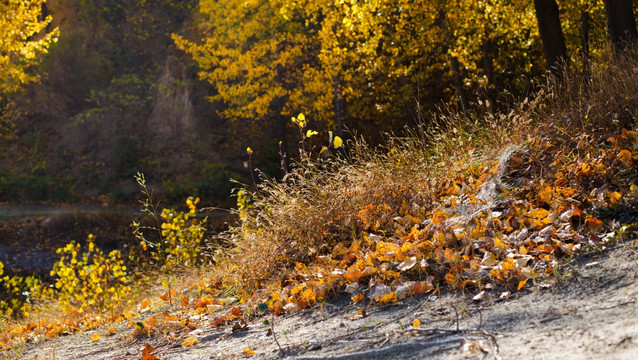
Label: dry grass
xmin=211 ymin=48 xmax=638 ymax=299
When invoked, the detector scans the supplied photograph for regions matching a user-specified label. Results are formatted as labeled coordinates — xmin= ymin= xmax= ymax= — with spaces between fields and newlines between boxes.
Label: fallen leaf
xmin=182 ymin=335 xmax=198 ymax=347
xmin=472 ymin=290 xmax=491 ymax=302
xmin=412 ymin=319 xmax=421 ymax=328
xmin=107 ymin=326 xmax=116 ymax=336
xmin=618 ymin=149 xmax=633 ymax=166
xmin=91 ymin=333 xmax=100 ymax=342
xmin=231 ymin=306 xmax=243 ymax=318
xmin=243 ymin=347 xmax=256 ymax=356
xmin=377 ymin=291 xmax=398 ymax=303
xmin=517 ymin=279 xmax=527 ymax=291
xmin=140 ymin=343 xmax=159 ymax=360
xmin=232 ymin=318 xmax=248 ymax=332
xmin=140 ymin=299 xmax=150 ymax=309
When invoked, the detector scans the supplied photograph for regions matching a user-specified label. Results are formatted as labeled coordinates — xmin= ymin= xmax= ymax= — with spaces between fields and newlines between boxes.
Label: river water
xmin=0 ymin=203 xmax=233 ymax=277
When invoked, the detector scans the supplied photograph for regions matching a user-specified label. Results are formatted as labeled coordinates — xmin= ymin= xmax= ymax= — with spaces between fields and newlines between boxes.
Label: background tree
xmin=533 ymin=0 xmax=569 ymax=74
xmin=603 ymin=0 xmax=637 ymax=53
xmin=0 ymin=0 xmax=58 ymax=133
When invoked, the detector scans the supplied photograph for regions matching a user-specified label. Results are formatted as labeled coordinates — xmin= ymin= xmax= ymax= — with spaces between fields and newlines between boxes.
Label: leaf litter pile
xmin=2 ymin=63 xmax=638 ymax=358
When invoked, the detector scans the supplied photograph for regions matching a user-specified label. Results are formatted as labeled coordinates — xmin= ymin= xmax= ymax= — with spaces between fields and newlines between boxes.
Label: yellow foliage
xmin=0 ymin=0 xmax=58 ymax=95
xmin=49 ymin=234 xmax=131 ymax=314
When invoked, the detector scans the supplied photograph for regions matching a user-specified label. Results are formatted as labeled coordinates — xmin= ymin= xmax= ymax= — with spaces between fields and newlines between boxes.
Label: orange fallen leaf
xmin=539 ymin=185 xmax=552 ymax=205
xmin=243 ymin=347 xmax=256 ymax=356
xmin=107 ymin=326 xmax=116 ymax=336
xmin=140 ymin=299 xmax=150 ymax=309
xmin=182 ymin=335 xmax=198 ymax=347
xmin=91 ymin=333 xmax=100 ymax=342
xmin=377 ymin=292 xmax=398 ymax=304
xmin=618 ymin=149 xmax=633 ymax=166
xmin=352 ymin=293 xmax=364 ymax=303
xmin=231 ymin=307 xmax=243 ymax=318
xmin=585 ymin=217 xmax=604 ymax=233
xmin=412 ymin=319 xmax=421 ymax=328
xmin=140 ymin=343 xmax=159 ymax=360
xmin=517 ymin=279 xmax=527 ymax=291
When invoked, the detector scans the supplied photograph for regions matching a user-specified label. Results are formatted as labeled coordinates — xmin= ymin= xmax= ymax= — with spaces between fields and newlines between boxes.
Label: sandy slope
xmin=9 ymin=238 xmax=638 ymax=360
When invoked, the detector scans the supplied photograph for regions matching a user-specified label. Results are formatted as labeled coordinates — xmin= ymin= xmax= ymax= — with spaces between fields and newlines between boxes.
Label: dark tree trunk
xmin=603 ymin=0 xmax=638 ymax=53
xmin=481 ymin=37 xmax=496 ymax=112
xmin=437 ymin=9 xmax=469 ymax=113
xmin=581 ymin=9 xmax=590 ymax=76
xmin=533 ymin=0 xmax=568 ymax=74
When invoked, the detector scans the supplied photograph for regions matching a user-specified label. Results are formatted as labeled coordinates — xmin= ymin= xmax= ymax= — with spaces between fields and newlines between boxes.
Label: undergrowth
xmin=1 ymin=49 xmax=637 ymax=353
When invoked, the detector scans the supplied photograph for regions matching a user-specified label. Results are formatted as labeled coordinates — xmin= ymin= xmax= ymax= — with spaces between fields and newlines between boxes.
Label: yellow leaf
xmin=517 ymin=279 xmax=527 ymax=291
xmin=333 ymin=136 xmax=343 ymax=149
xmin=247 ymin=147 xmax=253 ymax=155
xmin=609 ymin=191 xmax=622 ymax=206
xmin=243 ymin=347 xmax=256 ymax=356
xmin=182 ymin=335 xmax=198 ymax=347
xmin=539 ymin=185 xmax=552 ymax=205
xmin=377 ymin=292 xmax=398 ymax=303
xmin=412 ymin=319 xmax=421 ymax=328
xmin=107 ymin=326 xmax=116 ymax=335
xmin=352 ymin=293 xmax=364 ymax=303
xmin=618 ymin=149 xmax=632 ymax=166
xmin=91 ymin=333 xmax=101 ymax=342
xmin=306 ymin=130 xmax=318 ymax=138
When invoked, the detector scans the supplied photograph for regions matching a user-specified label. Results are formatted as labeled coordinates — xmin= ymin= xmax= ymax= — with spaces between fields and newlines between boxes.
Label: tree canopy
xmin=0 ymin=0 xmax=58 ymax=97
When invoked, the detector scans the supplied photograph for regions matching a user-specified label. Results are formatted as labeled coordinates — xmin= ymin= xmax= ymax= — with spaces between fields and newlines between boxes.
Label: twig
xmin=407 ymin=327 xmax=500 ymax=359
xmin=271 ymin=311 xmax=283 ymax=352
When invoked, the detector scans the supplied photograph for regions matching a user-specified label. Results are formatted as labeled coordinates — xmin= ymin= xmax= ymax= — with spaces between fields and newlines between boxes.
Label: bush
xmin=49 ymin=234 xmax=131 ymax=314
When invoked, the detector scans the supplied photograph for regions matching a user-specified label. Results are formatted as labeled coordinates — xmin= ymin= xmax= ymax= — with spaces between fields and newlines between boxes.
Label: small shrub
xmin=134 ymin=173 xmax=207 ymax=270
xmin=0 ymin=261 xmax=47 ymax=317
xmin=49 ymin=234 xmax=131 ymax=314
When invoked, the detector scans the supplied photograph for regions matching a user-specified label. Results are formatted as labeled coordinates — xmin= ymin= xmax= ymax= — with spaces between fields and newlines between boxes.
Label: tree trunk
xmin=481 ymin=37 xmax=496 ymax=112
xmin=603 ymin=0 xmax=638 ymax=53
xmin=533 ymin=0 xmax=568 ymax=75
xmin=581 ymin=9 xmax=590 ymax=76
xmin=437 ymin=9 xmax=469 ymax=113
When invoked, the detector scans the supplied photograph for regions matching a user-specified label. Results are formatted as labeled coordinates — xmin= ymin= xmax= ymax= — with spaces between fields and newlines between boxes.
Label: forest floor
xmin=7 ymin=238 xmax=638 ymax=360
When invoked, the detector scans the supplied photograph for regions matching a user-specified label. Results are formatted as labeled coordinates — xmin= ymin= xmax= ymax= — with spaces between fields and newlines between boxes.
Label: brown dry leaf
xmin=232 ymin=318 xmax=249 ymax=332
xmin=182 ymin=335 xmax=198 ymax=347
xmin=585 ymin=217 xmax=604 ymax=233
